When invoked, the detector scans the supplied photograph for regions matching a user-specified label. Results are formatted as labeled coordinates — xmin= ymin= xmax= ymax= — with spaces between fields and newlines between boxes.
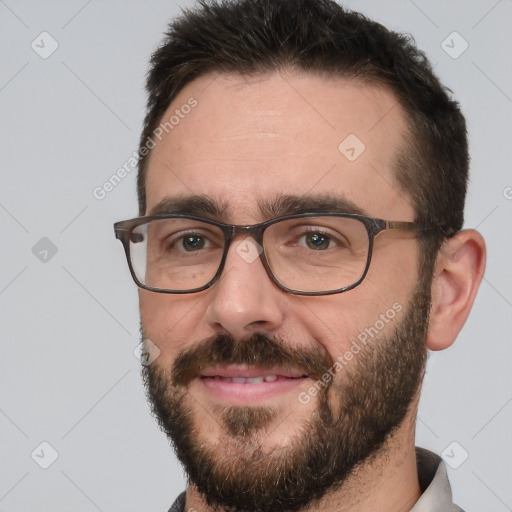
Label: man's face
xmin=140 ymin=72 xmax=429 ymax=510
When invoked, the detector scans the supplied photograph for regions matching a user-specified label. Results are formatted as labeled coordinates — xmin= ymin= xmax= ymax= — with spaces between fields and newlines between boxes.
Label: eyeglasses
xmin=114 ymin=213 xmax=438 ymax=296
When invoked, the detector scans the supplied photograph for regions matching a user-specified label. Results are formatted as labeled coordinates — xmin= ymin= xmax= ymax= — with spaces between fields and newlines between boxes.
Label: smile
xmin=202 ymin=375 xmax=307 ymax=383
xmin=198 ymin=366 xmax=309 ymax=403
xmin=205 ymin=375 xmax=278 ymax=383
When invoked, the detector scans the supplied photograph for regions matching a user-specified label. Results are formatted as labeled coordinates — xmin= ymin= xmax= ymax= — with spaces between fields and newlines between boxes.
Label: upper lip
xmin=201 ymin=365 xmax=307 ymax=379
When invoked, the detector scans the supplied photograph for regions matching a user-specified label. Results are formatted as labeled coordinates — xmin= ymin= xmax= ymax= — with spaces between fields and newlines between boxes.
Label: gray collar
xmin=411 ymin=447 xmax=464 ymax=511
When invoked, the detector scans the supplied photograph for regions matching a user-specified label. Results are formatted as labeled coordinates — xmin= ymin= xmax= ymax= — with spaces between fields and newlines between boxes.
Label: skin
xmin=139 ymin=70 xmax=486 ymax=511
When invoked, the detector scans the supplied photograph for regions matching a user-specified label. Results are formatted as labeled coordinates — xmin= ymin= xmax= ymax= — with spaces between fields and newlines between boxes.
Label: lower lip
xmin=199 ymin=376 xmax=308 ymax=404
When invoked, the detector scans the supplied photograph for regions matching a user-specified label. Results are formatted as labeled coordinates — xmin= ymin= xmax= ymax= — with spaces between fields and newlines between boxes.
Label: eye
xmin=294 ymin=227 xmax=347 ymax=251
xmin=300 ymin=232 xmax=332 ymax=250
xmin=175 ymin=233 xmax=210 ymax=252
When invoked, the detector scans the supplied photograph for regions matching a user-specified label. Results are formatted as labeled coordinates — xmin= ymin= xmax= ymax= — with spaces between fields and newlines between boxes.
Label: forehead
xmin=145 ymin=71 xmax=414 ymax=222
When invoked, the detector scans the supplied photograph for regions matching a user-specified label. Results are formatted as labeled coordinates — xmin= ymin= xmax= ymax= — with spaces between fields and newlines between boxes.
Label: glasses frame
xmin=114 ymin=212 xmax=439 ymax=296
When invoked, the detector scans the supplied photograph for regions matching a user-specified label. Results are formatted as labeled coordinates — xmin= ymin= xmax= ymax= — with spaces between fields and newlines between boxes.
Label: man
xmin=114 ymin=1 xmax=486 ymax=510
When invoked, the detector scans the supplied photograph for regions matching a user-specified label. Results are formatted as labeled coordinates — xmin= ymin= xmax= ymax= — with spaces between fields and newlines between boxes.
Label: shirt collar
xmin=411 ymin=447 xmax=464 ymax=511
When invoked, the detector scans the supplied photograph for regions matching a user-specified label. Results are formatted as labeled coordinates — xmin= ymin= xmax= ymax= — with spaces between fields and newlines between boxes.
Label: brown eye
xmin=178 ymin=235 xmax=207 ymax=251
xmin=304 ymin=232 xmax=331 ymax=250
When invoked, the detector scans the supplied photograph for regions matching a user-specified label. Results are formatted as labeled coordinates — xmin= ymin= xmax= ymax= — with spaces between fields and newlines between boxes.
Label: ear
xmin=426 ymin=229 xmax=486 ymax=351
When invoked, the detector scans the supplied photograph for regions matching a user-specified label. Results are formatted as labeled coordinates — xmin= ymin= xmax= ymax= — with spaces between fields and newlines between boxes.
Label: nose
xmin=205 ymin=236 xmax=285 ymax=339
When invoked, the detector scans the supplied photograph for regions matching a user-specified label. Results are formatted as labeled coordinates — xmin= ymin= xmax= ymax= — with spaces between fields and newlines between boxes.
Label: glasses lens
xmin=129 ymin=218 xmax=225 ymax=291
xmin=264 ymin=216 xmax=369 ymax=293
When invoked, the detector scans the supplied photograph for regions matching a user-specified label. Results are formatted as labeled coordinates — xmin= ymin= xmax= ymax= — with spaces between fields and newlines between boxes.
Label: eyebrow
xmin=260 ymin=194 xmax=368 ymax=217
xmin=148 ymin=196 xmax=228 ymax=218
xmin=148 ymin=193 xmax=368 ymax=220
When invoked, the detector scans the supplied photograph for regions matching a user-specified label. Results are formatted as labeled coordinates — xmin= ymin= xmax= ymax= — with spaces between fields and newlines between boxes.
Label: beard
xmin=141 ymin=281 xmax=431 ymax=512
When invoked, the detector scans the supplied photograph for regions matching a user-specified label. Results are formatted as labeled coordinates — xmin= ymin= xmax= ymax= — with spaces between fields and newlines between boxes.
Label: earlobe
xmin=426 ymin=229 xmax=486 ymax=351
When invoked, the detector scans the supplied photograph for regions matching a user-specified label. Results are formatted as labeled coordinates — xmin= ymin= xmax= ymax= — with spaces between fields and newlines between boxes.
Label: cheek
xmin=294 ymin=247 xmax=418 ymax=362
xmin=358 ymin=239 xmax=420 ymax=306
xmin=290 ymin=296 xmax=366 ymax=359
xmin=139 ymin=290 xmax=207 ymax=364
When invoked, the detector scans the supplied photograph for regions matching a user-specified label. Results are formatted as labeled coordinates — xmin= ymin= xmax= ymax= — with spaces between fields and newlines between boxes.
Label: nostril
xmin=248 ymin=320 xmax=268 ymax=328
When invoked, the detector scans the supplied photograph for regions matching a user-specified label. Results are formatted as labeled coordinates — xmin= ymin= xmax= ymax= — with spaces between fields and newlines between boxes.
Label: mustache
xmin=171 ymin=333 xmax=334 ymax=387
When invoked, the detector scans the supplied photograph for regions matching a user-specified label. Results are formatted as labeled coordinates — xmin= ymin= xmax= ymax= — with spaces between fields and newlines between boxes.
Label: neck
xmin=184 ymin=416 xmax=421 ymax=512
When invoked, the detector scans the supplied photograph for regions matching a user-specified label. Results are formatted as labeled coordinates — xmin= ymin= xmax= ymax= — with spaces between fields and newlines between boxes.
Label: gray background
xmin=1 ymin=0 xmax=510 ymax=510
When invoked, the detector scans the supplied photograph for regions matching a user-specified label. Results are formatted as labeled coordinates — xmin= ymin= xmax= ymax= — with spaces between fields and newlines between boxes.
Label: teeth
xmin=214 ymin=376 xmax=279 ymax=383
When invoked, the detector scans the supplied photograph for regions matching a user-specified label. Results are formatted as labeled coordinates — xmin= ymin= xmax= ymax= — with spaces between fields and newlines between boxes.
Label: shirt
xmin=167 ymin=447 xmax=464 ymax=512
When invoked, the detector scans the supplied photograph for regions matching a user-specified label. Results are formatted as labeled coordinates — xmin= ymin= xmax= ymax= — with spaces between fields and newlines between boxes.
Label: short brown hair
xmin=137 ymin=0 xmax=468 ymax=246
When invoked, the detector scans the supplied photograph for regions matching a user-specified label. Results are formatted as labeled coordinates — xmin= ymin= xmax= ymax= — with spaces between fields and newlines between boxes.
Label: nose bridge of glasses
xmin=228 ymin=223 xmax=266 ymax=244
xmin=233 ymin=223 xmax=261 ymax=233
xmin=222 ymin=223 xmax=267 ymax=271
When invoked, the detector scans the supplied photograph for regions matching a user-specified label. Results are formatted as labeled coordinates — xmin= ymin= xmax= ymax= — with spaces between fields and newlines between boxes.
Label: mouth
xmin=198 ymin=365 xmax=309 ymax=404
